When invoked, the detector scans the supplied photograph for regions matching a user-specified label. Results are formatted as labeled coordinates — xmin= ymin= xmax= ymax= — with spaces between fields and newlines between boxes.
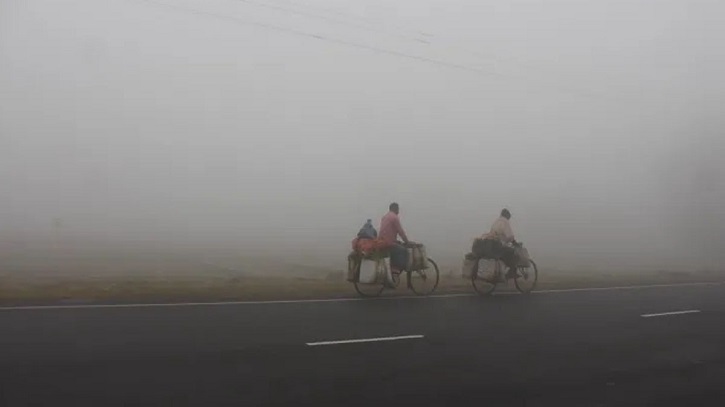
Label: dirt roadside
xmin=2 ymin=269 xmax=722 ymax=306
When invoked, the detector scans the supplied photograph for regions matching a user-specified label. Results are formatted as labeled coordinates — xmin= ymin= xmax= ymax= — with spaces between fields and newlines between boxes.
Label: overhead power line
xmin=233 ymin=0 xmax=431 ymax=44
xmin=132 ymin=0 xmax=605 ymax=99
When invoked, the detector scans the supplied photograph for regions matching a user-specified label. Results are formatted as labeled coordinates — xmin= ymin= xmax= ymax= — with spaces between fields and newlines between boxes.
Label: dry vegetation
xmin=1 ymin=241 xmax=722 ymax=305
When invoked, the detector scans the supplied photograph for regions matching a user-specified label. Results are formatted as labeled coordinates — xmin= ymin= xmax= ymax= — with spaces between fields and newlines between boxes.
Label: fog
xmin=1 ymin=0 xmax=724 ymax=271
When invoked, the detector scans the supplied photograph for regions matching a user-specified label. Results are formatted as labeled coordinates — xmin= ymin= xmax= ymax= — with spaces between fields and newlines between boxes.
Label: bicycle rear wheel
xmin=514 ymin=260 xmax=538 ymax=294
xmin=352 ymin=260 xmax=385 ymax=297
xmin=354 ymin=281 xmax=385 ymax=297
xmin=471 ymin=258 xmax=498 ymax=296
xmin=408 ymin=258 xmax=440 ymax=296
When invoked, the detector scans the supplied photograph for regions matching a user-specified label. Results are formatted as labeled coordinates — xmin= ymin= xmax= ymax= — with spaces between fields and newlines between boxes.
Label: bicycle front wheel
xmin=408 ymin=258 xmax=440 ymax=296
xmin=471 ymin=258 xmax=498 ymax=296
xmin=514 ymin=260 xmax=538 ymax=294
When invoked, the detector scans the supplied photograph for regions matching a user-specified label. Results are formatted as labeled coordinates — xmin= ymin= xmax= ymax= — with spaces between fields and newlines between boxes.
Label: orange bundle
xmin=352 ymin=238 xmax=389 ymax=254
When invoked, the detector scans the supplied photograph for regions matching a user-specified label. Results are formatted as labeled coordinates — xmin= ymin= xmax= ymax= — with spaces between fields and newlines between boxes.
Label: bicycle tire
xmin=408 ymin=257 xmax=440 ymax=296
xmin=471 ymin=257 xmax=498 ymax=296
xmin=514 ymin=259 xmax=538 ymax=294
xmin=352 ymin=260 xmax=385 ymax=297
xmin=354 ymin=281 xmax=385 ymax=297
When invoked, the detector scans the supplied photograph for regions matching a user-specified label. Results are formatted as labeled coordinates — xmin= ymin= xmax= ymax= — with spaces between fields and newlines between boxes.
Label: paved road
xmin=1 ymin=283 xmax=724 ymax=406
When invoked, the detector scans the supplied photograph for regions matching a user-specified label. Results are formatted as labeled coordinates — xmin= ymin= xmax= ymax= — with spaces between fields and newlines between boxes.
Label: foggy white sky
xmin=1 ymin=0 xmax=724 ymax=267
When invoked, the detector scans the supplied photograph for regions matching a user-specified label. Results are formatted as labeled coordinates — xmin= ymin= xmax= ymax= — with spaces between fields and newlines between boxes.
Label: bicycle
xmin=349 ymin=242 xmax=440 ymax=297
xmin=471 ymin=242 xmax=538 ymax=295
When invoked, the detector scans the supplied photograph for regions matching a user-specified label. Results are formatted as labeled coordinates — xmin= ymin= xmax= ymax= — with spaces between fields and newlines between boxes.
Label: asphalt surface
xmin=1 ymin=283 xmax=724 ymax=406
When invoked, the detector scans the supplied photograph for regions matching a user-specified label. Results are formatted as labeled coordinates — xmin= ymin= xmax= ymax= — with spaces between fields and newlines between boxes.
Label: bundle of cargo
xmin=348 ymin=238 xmax=391 ymax=283
xmin=461 ymin=252 xmax=477 ymax=278
xmin=514 ymin=246 xmax=532 ymax=268
xmin=406 ymin=243 xmax=429 ymax=271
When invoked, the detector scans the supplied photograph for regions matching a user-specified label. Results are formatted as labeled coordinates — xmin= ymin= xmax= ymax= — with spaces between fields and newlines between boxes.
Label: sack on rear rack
xmin=461 ymin=252 xmax=476 ymax=278
xmin=354 ymin=256 xmax=389 ymax=285
xmin=347 ymin=252 xmax=361 ymax=282
xmin=472 ymin=238 xmax=504 ymax=259
xmin=358 ymin=259 xmax=379 ymax=284
xmin=514 ymin=246 xmax=532 ymax=268
xmin=477 ymin=258 xmax=500 ymax=281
